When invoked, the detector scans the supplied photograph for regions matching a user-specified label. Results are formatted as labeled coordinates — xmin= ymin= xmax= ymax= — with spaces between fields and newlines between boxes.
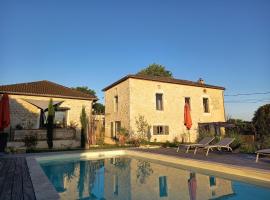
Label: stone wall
xmin=8 ymin=94 xmax=93 ymax=130
xmin=104 ymin=79 xmax=130 ymax=138
xmin=8 ymin=128 xmax=80 ymax=149
xmin=104 ymin=78 xmax=225 ymax=142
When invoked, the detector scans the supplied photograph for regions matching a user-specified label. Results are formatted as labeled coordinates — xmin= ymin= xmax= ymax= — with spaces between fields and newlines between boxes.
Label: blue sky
xmin=0 ymin=0 xmax=269 ymax=121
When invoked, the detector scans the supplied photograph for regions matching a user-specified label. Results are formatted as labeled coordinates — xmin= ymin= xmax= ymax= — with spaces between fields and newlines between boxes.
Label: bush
xmin=24 ymin=135 xmax=38 ymax=148
xmin=240 ymin=143 xmax=256 ymax=154
xmin=252 ymin=104 xmax=270 ymax=148
xmin=96 ymin=136 xmax=105 ymax=146
xmin=225 ymin=130 xmax=242 ymax=150
xmin=128 ymin=138 xmax=141 ymax=147
xmin=197 ymin=128 xmax=215 ymax=143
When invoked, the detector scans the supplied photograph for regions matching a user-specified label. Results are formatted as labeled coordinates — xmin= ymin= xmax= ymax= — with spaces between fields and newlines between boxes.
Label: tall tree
xmin=137 ymin=63 xmax=173 ymax=77
xmin=80 ymin=106 xmax=88 ymax=148
xmin=93 ymin=103 xmax=105 ymax=114
xmin=47 ymin=99 xmax=55 ymax=149
xmin=252 ymin=104 xmax=270 ymax=148
xmin=72 ymin=86 xmax=96 ymax=96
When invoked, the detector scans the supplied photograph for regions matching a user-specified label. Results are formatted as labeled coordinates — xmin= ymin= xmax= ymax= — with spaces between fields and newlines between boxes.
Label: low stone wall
xmin=8 ymin=128 xmax=80 ymax=149
xmin=13 ymin=128 xmax=76 ymax=141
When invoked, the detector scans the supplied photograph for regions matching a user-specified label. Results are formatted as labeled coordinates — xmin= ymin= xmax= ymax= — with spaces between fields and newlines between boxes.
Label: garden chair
xmin=177 ymin=137 xmax=215 ymax=153
xmin=194 ymin=138 xmax=235 ymax=156
xmin=256 ymin=149 xmax=270 ymax=163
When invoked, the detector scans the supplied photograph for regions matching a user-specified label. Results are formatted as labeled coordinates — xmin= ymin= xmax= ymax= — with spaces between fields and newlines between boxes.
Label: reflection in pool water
xmin=40 ymin=156 xmax=270 ymax=200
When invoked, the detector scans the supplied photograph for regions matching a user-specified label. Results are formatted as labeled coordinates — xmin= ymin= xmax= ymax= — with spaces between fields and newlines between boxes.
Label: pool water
xmin=40 ymin=156 xmax=270 ymax=200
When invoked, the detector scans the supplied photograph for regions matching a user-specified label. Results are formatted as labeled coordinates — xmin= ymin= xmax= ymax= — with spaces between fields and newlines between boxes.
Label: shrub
xmin=16 ymin=124 xmax=23 ymax=130
xmin=225 ymin=130 xmax=242 ymax=150
xmin=135 ymin=115 xmax=151 ymax=142
xmin=162 ymin=140 xmax=171 ymax=148
xmin=128 ymin=138 xmax=141 ymax=147
xmin=252 ymin=104 xmax=270 ymax=148
xmin=197 ymin=127 xmax=215 ymax=143
xmin=24 ymin=135 xmax=38 ymax=148
xmin=47 ymin=99 xmax=55 ymax=149
xmin=96 ymin=136 xmax=105 ymax=145
xmin=240 ymin=143 xmax=256 ymax=154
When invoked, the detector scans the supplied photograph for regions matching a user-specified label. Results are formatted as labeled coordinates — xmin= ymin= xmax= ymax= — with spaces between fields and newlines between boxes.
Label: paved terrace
xmin=135 ymin=147 xmax=270 ymax=171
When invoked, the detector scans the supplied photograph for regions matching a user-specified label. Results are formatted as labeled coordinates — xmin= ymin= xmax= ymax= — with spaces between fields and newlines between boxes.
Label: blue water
xmin=40 ymin=156 xmax=270 ymax=200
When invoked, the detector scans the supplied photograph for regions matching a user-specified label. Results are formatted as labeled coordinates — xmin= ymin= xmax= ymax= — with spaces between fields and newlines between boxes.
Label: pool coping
xmin=27 ymin=149 xmax=270 ymax=199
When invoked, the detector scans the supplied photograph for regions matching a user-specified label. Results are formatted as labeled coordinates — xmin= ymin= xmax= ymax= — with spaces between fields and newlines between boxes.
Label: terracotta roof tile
xmin=0 ymin=80 xmax=97 ymax=100
xmin=102 ymin=74 xmax=225 ymax=91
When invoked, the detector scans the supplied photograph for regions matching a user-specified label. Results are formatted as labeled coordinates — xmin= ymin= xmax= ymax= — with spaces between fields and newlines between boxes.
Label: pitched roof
xmin=0 ymin=80 xmax=97 ymax=100
xmin=102 ymin=74 xmax=225 ymax=91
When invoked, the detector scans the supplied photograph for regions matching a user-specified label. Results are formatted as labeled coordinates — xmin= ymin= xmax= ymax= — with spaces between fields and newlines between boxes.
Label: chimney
xmin=198 ymin=78 xmax=205 ymax=84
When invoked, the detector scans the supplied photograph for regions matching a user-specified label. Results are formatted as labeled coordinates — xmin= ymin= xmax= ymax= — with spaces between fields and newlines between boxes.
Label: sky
xmin=0 ymin=0 xmax=269 ymax=121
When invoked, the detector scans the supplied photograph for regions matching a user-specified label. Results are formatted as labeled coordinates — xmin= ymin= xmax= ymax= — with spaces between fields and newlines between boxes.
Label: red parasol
xmin=0 ymin=94 xmax=10 ymax=131
xmin=184 ymin=103 xmax=192 ymax=130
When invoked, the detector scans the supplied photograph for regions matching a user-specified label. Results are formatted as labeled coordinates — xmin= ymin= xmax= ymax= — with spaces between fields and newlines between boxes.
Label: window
xmin=203 ymin=98 xmax=210 ymax=113
xmin=159 ymin=176 xmax=168 ymax=197
xmin=185 ymin=97 xmax=191 ymax=109
xmin=114 ymin=96 xmax=118 ymax=112
xmin=156 ymin=93 xmax=163 ymax=110
xmin=45 ymin=110 xmax=68 ymax=128
xmin=153 ymin=126 xmax=169 ymax=135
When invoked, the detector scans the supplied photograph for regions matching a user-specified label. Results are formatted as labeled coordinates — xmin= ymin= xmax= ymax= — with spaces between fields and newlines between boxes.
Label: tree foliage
xmin=252 ymin=104 xmax=270 ymax=148
xmin=73 ymin=86 xmax=96 ymax=96
xmin=137 ymin=63 xmax=173 ymax=77
xmin=93 ymin=103 xmax=105 ymax=114
xmin=80 ymin=106 xmax=88 ymax=148
xmin=135 ymin=115 xmax=151 ymax=141
xmin=47 ymin=99 xmax=55 ymax=149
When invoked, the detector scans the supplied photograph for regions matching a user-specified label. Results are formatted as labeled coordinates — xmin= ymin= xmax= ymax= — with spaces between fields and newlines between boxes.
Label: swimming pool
xmin=39 ymin=154 xmax=270 ymax=200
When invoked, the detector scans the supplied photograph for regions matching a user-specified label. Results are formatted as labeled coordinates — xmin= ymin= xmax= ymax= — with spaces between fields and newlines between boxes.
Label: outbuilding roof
xmin=0 ymin=80 xmax=97 ymax=100
xmin=102 ymin=74 xmax=225 ymax=91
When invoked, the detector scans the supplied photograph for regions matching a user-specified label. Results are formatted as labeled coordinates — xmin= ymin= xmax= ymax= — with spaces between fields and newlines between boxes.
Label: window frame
xmin=156 ymin=93 xmax=164 ymax=111
xmin=114 ymin=95 xmax=119 ymax=112
xmin=203 ymin=97 xmax=210 ymax=113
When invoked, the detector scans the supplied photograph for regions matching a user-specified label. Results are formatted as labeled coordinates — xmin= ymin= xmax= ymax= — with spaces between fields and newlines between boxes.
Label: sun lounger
xmin=256 ymin=149 xmax=270 ymax=163
xmin=177 ymin=137 xmax=215 ymax=153
xmin=194 ymin=138 xmax=235 ymax=156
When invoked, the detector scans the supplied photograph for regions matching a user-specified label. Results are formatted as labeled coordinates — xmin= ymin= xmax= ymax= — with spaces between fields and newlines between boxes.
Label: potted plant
xmin=118 ymin=127 xmax=129 ymax=146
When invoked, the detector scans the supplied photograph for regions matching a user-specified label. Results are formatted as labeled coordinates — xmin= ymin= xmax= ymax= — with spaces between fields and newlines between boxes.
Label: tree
xmin=135 ymin=115 xmax=151 ymax=142
xmin=252 ymin=104 xmax=270 ymax=148
xmin=93 ymin=103 xmax=105 ymax=114
xmin=72 ymin=86 xmax=96 ymax=96
xmin=47 ymin=99 xmax=55 ymax=149
xmin=137 ymin=63 xmax=173 ymax=77
xmin=80 ymin=106 xmax=88 ymax=148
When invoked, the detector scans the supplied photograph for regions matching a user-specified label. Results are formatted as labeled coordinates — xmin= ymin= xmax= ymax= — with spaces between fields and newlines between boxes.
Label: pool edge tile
xmin=26 ymin=157 xmax=60 ymax=200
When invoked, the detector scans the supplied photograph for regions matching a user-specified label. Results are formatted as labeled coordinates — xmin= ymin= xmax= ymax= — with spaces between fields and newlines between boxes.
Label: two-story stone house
xmin=103 ymin=75 xmax=226 ymax=142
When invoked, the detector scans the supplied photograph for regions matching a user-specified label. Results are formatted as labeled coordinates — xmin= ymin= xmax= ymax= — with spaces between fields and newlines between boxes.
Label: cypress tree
xmin=47 ymin=99 xmax=55 ymax=149
xmin=80 ymin=106 xmax=88 ymax=148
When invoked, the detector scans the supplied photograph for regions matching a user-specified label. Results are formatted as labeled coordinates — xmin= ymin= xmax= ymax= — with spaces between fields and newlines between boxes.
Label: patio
xmin=136 ymin=147 xmax=270 ymax=171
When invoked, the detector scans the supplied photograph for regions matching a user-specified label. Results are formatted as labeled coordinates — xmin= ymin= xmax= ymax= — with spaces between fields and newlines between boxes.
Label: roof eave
xmin=0 ymin=91 xmax=97 ymax=101
xmin=102 ymin=75 xmax=225 ymax=91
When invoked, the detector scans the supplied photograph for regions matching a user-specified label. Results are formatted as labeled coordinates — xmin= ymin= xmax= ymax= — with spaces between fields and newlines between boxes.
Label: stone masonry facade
xmin=9 ymin=94 xmax=93 ymax=131
xmin=104 ymin=77 xmax=225 ymax=142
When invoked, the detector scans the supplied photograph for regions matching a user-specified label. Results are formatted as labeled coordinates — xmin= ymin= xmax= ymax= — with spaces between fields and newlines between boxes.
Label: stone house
xmin=103 ymin=75 xmax=226 ymax=142
xmin=0 ymin=80 xmax=97 ymax=148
